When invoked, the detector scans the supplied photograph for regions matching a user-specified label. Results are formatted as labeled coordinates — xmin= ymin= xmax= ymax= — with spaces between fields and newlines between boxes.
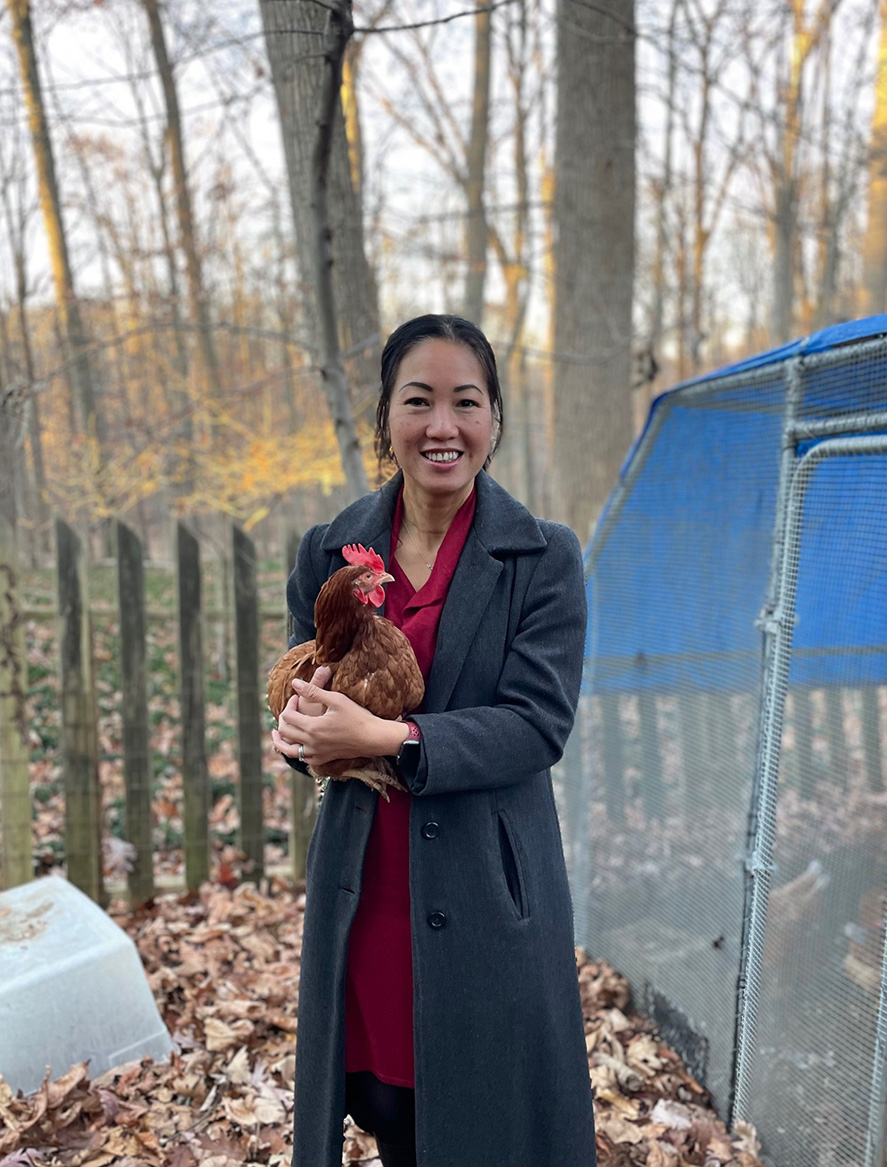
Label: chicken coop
xmin=554 ymin=316 xmax=887 ymax=1167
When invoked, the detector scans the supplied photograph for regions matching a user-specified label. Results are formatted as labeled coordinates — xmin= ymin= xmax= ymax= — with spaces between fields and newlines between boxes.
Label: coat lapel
xmin=318 ymin=469 xmax=547 ymax=708
xmin=422 ymin=527 xmax=502 ymax=712
xmin=424 ymin=471 xmax=546 ymax=712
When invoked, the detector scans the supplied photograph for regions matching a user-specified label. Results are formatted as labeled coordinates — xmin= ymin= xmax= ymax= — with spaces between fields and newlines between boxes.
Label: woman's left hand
xmin=272 ymin=679 xmax=393 ymax=770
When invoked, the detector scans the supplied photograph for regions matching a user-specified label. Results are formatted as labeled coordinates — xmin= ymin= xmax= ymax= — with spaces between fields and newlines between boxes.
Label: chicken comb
xmin=342 ymin=543 xmax=385 ymax=572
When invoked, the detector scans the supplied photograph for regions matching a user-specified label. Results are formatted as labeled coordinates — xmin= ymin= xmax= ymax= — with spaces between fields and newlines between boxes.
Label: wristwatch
xmin=395 ymin=721 xmax=421 ymax=770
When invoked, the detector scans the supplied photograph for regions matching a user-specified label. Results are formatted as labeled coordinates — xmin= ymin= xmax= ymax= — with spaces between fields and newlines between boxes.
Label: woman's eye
xmin=404 ymin=396 xmax=429 ymax=406
xmin=458 ymin=399 xmax=480 ymax=408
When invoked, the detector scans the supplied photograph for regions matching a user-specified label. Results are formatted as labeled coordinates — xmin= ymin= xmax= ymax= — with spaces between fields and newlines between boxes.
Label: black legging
xmin=345 ymin=1071 xmax=417 ymax=1167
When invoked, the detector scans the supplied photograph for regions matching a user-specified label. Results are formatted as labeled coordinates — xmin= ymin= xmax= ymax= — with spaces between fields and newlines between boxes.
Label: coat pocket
xmin=494 ymin=810 xmax=530 ymax=921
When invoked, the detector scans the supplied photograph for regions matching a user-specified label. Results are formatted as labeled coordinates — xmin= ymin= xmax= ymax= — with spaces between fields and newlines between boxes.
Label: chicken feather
xmin=268 ymin=555 xmax=424 ymax=800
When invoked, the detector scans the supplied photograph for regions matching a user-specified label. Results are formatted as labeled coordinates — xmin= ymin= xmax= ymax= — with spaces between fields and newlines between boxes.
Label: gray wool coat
xmin=286 ymin=468 xmax=596 ymax=1167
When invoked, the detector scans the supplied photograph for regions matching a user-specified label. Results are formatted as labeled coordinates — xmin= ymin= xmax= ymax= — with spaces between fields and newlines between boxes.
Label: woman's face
xmin=388 ymin=339 xmax=494 ymax=499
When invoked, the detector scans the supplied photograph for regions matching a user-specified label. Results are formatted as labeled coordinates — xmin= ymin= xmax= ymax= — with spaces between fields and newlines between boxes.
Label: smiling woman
xmin=275 ymin=314 xmax=596 ymax=1167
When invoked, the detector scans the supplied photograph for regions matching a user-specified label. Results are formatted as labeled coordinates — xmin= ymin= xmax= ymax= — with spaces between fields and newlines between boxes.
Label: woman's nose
xmin=426 ymin=406 xmax=458 ymax=437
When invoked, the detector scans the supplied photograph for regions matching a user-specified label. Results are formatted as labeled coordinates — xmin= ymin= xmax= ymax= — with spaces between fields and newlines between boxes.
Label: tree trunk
xmin=17 ymin=294 xmax=48 ymax=541
xmin=772 ymin=177 xmax=797 ymax=344
xmin=7 ymin=0 xmax=105 ymax=448
xmin=771 ymin=0 xmax=834 ymax=343
xmin=140 ymin=0 xmax=221 ymax=416
xmin=0 ymin=159 xmax=48 ymax=542
xmin=309 ymin=0 xmax=368 ymax=500
xmin=463 ymin=1 xmax=492 ymax=325
xmin=813 ymin=25 xmax=834 ymax=330
xmin=259 ymin=0 xmax=379 ymax=418
xmin=341 ymin=40 xmax=364 ymax=206
xmin=0 ymin=355 xmax=20 ymax=533
xmin=553 ymin=0 xmax=635 ymax=540
xmin=861 ymin=0 xmax=887 ymax=315
xmin=139 ymin=119 xmax=194 ymax=459
xmin=649 ymin=0 xmax=679 ymax=389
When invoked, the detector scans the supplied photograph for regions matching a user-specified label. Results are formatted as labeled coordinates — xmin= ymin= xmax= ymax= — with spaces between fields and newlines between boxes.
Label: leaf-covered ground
xmin=8 ymin=568 xmax=766 ymax=1164
xmin=0 ymin=878 xmax=764 ymax=1167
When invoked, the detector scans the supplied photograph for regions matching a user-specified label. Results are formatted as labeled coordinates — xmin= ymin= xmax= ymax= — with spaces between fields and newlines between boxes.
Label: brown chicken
xmin=268 ymin=543 xmax=424 ymax=800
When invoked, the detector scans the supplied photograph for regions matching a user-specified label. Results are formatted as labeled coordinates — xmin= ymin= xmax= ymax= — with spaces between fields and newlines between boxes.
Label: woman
xmin=272 ymin=315 xmax=596 ymax=1167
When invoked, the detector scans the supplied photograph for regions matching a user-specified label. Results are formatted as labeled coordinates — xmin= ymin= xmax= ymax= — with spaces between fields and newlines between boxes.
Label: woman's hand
xmin=272 ymin=665 xmax=331 ymax=758
xmin=272 ymin=674 xmax=408 ymax=770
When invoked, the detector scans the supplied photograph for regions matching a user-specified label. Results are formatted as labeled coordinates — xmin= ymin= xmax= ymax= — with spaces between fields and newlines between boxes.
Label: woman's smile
xmin=421 ymin=449 xmax=462 ymax=464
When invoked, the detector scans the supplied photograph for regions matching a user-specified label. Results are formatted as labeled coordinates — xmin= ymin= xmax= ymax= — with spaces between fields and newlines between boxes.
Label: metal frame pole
xmin=731 ymin=356 xmax=803 ymax=1121
xmin=732 ymin=434 xmax=887 ymax=1146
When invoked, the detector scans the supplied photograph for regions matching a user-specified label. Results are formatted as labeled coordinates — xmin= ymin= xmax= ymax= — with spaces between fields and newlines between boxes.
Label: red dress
xmin=344 ymin=486 xmax=477 ymax=1088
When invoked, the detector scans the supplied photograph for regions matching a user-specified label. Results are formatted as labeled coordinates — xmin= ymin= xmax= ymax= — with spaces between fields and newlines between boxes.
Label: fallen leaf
xmin=646 ymin=1140 xmax=679 ymax=1167
xmin=650 ymin=1099 xmax=693 ymax=1129
xmin=598 ymin=1114 xmax=645 ymax=1144
xmin=203 ymin=1018 xmax=250 ymax=1053
xmin=224 ymin=1048 xmax=251 ymax=1087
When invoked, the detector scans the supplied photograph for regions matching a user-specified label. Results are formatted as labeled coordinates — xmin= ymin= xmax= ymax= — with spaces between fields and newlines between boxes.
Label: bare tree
xmin=861 ymin=0 xmax=887 ymax=314
xmin=647 ymin=0 xmax=680 ymax=391
xmin=678 ymin=0 xmax=750 ymax=372
xmin=112 ymin=3 xmax=194 ymax=454
xmin=259 ymin=0 xmax=380 ymax=428
xmin=768 ymin=0 xmax=837 ymax=343
xmin=552 ymin=0 xmax=636 ymax=539
xmin=139 ymin=0 xmax=222 ymax=422
xmin=259 ymin=0 xmax=369 ymax=499
xmin=7 ymin=0 xmax=105 ymax=449
xmin=464 ymin=1 xmax=493 ymax=323
xmin=0 ymin=81 xmax=47 ymax=542
xmin=363 ymin=3 xmax=499 ymax=325
xmin=487 ymin=0 xmax=538 ymax=502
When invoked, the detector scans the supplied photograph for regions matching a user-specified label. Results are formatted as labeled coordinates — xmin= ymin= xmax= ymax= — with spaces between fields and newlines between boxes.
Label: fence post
xmin=177 ymin=523 xmax=209 ymax=891
xmin=285 ymin=530 xmax=300 ymax=643
xmin=860 ymin=687 xmax=884 ymax=792
xmin=116 ymin=520 xmax=154 ymax=907
xmin=56 ymin=518 xmax=104 ymax=904
xmin=638 ymin=691 xmax=665 ymax=822
xmin=599 ymin=692 xmax=626 ymax=825
xmin=824 ymin=686 xmax=849 ymax=789
xmin=233 ymin=524 xmax=264 ymax=883
xmin=792 ymin=688 xmax=816 ymax=799
xmin=0 ymin=516 xmax=32 ymax=888
xmin=678 ymin=691 xmax=703 ymax=818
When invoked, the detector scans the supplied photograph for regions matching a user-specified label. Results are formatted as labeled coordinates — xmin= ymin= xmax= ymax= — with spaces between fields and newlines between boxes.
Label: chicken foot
xmin=308 ymin=757 xmax=408 ymax=802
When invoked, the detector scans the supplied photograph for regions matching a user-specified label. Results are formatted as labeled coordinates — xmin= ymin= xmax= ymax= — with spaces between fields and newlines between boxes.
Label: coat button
xmin=421 ymin=821 xmax=440 ymax=839
xmin=427 ymin=911 xmax=447 ymax=929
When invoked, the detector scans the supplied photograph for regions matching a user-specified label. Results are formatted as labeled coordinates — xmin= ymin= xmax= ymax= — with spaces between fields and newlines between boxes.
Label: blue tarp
xmin=584 ymin=317 xmax=887 ymax=693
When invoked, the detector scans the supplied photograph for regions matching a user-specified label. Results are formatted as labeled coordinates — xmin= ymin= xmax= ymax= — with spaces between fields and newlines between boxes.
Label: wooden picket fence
xmin=0 ymin=516 xmax=313 ymax=906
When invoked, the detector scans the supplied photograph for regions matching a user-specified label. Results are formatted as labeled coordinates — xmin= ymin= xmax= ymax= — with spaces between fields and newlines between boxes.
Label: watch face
xmin=397 ymin=738 xmax=420 ymax=763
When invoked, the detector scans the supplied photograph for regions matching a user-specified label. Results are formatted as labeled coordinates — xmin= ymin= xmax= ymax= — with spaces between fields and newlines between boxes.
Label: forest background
xmin=3 ymin=0 xmax=887 ymax=558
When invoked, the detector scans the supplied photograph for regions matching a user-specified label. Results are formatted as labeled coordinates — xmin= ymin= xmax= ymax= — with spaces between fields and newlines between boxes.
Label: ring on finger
xmin=298 ymin=743 xmax=306 ymax=764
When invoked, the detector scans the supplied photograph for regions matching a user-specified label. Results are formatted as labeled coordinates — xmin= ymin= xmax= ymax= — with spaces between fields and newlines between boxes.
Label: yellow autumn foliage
xmin=38 ymin=392 xmax=381 ymax=528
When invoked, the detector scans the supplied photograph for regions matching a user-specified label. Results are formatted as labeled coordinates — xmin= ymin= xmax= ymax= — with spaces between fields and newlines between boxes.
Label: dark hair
xmin=375 ymin=314 xmax=504 ymax=470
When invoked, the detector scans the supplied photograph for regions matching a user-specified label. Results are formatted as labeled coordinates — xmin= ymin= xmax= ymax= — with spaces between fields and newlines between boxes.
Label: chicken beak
xmin=377 ymin=572 xmax=394 ymax=586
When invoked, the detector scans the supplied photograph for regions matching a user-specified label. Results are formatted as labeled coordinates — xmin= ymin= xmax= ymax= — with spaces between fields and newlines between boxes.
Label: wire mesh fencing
xmin=554 ymin=326 xmax=887 ymax=1167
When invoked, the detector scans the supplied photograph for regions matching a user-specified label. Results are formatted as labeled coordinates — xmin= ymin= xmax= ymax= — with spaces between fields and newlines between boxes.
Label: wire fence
xmin=554 ymin=331 xmax=887 ymax=1167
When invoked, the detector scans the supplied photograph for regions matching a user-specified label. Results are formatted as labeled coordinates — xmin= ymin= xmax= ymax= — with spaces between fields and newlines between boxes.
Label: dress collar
xmin=319 ymin=469 xmax=547 ymax=557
